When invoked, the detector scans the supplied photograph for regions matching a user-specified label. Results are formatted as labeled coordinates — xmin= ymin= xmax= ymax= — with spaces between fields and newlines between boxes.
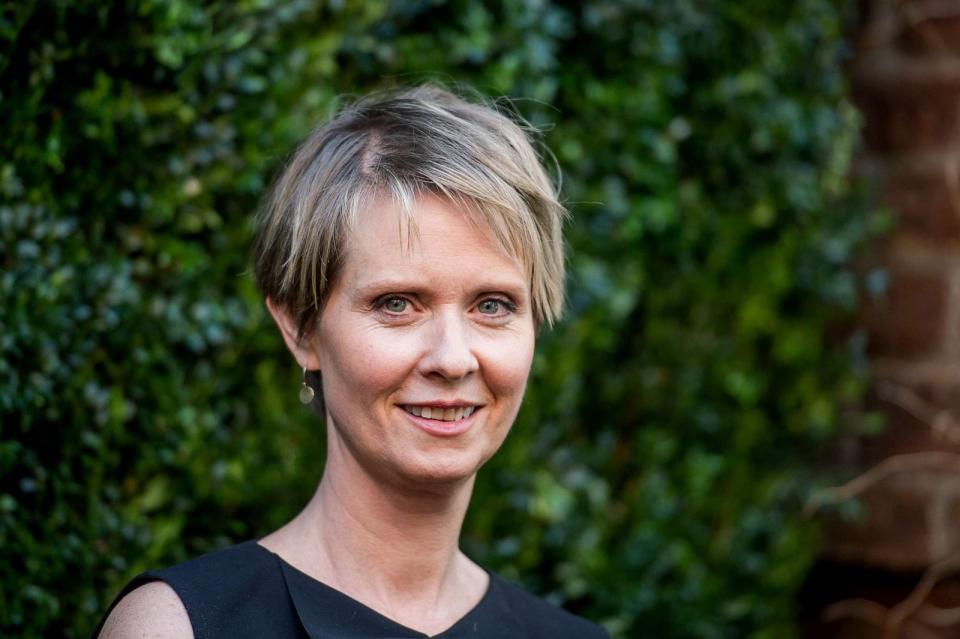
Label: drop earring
xmin=299 ymin=367 xmax=315 ymax=405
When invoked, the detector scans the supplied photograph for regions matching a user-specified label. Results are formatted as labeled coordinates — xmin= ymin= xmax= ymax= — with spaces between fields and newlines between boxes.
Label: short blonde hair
xmin=252 ymin=84 xmax=567 ymax=338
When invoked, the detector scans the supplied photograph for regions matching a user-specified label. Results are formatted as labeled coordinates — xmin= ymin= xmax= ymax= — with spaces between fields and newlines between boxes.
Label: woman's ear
xmin=265 ymin=298 xmax=322 ymax=371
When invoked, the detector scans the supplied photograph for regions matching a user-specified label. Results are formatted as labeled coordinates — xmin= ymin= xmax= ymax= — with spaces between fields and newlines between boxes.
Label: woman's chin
xmin=393 ymin=452 xmax=489 ymax=488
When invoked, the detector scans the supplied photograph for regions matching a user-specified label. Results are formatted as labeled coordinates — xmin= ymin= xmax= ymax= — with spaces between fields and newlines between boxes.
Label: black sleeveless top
xmin=92 ymin=541 xmax=608 ymax=638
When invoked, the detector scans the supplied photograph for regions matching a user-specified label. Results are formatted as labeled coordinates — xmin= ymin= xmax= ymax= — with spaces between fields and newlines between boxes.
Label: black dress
xmin=92 ymin=540 xmax=608 ymax=638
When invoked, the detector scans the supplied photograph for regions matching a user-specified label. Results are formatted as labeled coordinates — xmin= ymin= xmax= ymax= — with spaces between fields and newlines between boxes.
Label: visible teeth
xmin=404 ymin=406 xmax=477 ymax=422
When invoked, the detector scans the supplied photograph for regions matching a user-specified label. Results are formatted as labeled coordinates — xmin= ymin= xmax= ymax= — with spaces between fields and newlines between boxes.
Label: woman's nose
xmin=419 ymin=313 xmax=479 ymax=381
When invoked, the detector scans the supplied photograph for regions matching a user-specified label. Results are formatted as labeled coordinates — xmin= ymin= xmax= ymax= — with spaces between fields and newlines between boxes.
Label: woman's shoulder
xmin=151 ymin=539 xmax=271 ymax=584
xmin=93 ymin=541 xmax=304 ymax=639
xmin=488 ymin=572 xmax=610 ymax=639
xmin=126 ymin=540 xmax=279 ymax=610
xmin=96 ymin=581 xmax=192 ymax=639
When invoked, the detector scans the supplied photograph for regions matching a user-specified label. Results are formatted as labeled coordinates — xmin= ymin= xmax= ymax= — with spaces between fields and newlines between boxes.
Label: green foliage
xmin=1 ymin=1 xmax=876 ymax=637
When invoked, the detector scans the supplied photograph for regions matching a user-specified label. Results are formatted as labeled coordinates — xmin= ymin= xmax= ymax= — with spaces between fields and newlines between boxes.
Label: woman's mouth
xmin=399 ymin=404 xmax=482 ymax=436
xmin=401 ymin=405 xmax=477 ymax=422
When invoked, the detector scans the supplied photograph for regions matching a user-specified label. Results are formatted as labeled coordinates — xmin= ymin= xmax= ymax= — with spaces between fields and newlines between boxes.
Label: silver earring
xmin=299 ymin=367 xmax=315 ymax=404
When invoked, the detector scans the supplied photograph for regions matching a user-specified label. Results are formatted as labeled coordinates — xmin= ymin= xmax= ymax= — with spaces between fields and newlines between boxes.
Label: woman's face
xmin=308 ymin=193 xmax=536 ymax=487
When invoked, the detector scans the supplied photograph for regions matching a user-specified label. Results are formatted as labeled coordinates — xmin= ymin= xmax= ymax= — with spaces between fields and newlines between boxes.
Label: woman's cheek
xmin=481 ymin=333 xmax=535 ymax=397
xmin=353 ymin=330 xmax=424 ymax=384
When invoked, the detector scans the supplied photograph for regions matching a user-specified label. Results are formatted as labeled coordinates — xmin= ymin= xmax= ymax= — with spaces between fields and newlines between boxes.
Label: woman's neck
xmin=310 ymin=454 xmax=476 ymax=595
xmin=259 ymin=440 xmax=488 ymax=634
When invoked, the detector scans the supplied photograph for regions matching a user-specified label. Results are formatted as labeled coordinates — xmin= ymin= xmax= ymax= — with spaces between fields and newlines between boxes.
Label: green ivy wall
xmin=0 ymin=2 xmax=877 ymax=637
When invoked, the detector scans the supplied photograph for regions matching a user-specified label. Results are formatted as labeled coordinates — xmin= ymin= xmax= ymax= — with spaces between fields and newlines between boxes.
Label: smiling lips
xmin=402 ymin=405 xmax=478 ymax=422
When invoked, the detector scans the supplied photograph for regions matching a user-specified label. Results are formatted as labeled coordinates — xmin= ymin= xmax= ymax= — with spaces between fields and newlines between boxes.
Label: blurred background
xmin=3 ymin=1 xmax=959 ymax=637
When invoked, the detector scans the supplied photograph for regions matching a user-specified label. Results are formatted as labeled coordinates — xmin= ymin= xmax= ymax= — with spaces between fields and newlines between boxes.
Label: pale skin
xmin=99 ymin=193 xmax=537 ymax=638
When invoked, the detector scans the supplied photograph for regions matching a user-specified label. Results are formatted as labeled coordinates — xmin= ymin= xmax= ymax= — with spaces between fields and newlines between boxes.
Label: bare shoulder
xmin=98 ymin=581 xmax=193 ymax=639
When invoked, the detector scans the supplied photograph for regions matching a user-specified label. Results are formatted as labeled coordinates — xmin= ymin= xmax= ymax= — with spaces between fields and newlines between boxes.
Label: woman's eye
xmin=477 ymin=300 xmax=501 ymax=315
xmin=477 ymin=299 xmax=513 ymax=315
xmin=381 ymin=297 xmax=409 ymax=313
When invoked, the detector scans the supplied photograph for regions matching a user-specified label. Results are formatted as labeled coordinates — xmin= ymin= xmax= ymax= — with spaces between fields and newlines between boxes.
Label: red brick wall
xmin=805 ymin=1 xmax=960 ymax=637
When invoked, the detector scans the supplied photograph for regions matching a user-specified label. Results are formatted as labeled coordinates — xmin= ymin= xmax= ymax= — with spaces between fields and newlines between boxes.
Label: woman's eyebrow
xmin=351 ymin=279 xmax=426 ymax=294
xmin=469 ymin=282 xmax=529 ymax=298
xmin=352 ymin=279 xmax=529 ymax=297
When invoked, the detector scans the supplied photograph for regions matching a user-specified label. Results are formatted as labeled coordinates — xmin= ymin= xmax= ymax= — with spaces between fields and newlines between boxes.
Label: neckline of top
xmin=248 ymin=539 xmax=503 ymax=638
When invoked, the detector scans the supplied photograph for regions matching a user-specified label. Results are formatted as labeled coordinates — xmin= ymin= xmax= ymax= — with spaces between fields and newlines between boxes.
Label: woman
xmin=95 ymin=85 xmax=608 ymax=639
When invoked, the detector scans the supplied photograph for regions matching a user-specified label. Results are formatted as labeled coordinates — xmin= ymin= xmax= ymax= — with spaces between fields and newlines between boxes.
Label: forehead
xmin=340 ymin=192 xmax=527 ymax=287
